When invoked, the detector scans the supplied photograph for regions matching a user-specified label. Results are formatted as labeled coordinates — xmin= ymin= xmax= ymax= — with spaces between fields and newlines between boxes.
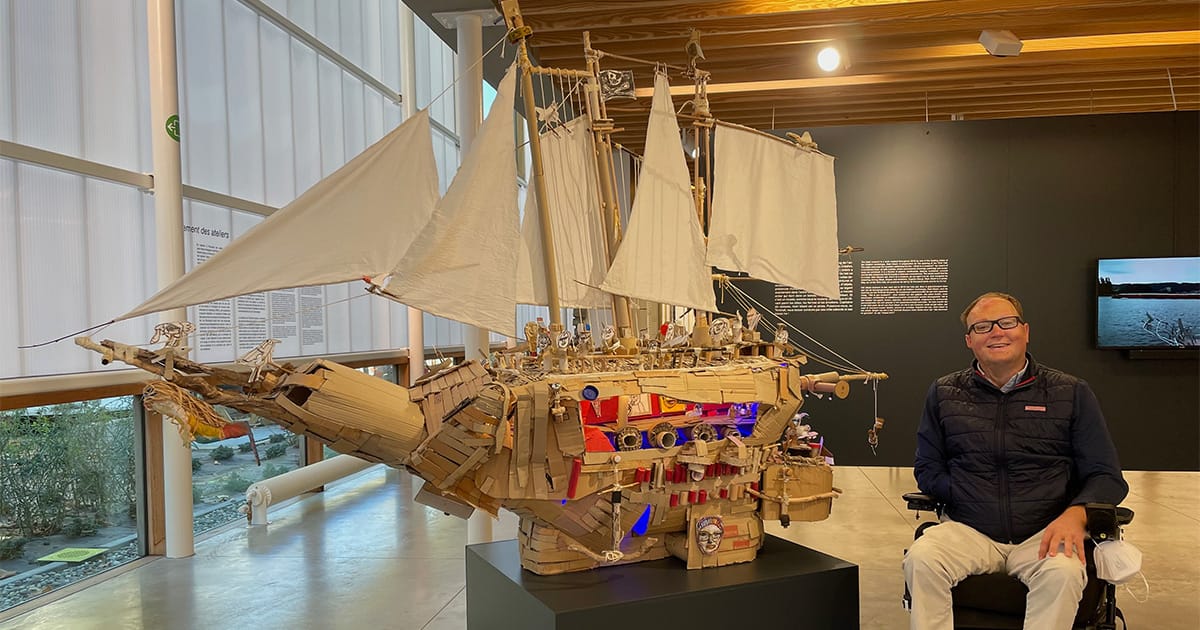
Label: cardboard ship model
xmin=77 ymin=1 xmax=886 ymax=575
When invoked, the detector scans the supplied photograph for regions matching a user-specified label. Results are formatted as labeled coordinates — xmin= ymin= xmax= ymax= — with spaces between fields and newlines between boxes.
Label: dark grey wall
xmin=722 ymin=112 xmax=1199 ymax=471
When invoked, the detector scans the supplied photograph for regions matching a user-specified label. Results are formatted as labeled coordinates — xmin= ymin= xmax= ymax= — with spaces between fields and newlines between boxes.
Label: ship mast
xmin=581 ymin=32 xmax=638 ymax=350
xmin=501 ymin=1 xmax=562 ymax=333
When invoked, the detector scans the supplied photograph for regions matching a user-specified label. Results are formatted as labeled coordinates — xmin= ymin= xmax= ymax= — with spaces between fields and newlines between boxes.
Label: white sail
xmin=516 ymin=115 xmax=611 ymax=308
xmin=708 ymin=124 xmax=840 ymax=299
xmin=382 ymin=63 xmax=521 ymax=337
xmin=117 ymin=110 xmax=441 ymax=322
xmin=600 ymin=72 xmax=717 ymax=314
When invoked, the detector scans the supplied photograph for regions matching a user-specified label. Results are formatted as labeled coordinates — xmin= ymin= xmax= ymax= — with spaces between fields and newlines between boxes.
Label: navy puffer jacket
xmin=915 ymin=355 xmax=1128 ymax=543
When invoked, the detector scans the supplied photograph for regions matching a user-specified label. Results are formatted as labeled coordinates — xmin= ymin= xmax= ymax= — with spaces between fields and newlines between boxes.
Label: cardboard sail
xmin=600 ymin=72 xmax=717 ymax=314
xmin=516 ymin=115 xmax=611 ymax=309
xmin=383 ymin=64 xmax=521 ymax=337
xmin=708 ymin=123 xmax=840 ymax=299
xmin=117 ymin=110 xmax=440 ymax=322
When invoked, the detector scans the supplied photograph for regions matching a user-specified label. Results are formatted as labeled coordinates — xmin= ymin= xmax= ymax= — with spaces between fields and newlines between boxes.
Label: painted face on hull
xmin=964 ymin=297 xmax=1030 ymax=374
xmin=696 ymin=516 xmax=724 ymax=555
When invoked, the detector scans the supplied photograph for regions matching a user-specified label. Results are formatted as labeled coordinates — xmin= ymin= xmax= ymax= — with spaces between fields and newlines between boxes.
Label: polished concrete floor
xmin=2 ymin=466 xmax=1196 ymax=629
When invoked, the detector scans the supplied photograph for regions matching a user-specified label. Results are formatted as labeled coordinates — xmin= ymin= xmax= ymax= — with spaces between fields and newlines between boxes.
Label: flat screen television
xmin=1096 ymin=256 xmax=1200 ymax=350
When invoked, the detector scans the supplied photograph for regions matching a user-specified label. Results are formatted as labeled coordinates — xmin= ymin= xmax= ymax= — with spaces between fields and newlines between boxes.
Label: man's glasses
xmin=967 ymin=316 xmax=1025 ymax=335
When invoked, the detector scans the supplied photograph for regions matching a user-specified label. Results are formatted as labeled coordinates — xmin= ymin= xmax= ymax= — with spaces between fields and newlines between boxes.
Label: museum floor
xmin=1 ymin=466 xmax=1196 ymax=630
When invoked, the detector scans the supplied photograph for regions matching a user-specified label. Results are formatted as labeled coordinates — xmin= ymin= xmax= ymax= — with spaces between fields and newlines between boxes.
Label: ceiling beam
xmin=530 ymin=4 xmax=1200 ymax=54
xmin=519 ymin=0 xmax=1196 ymax=35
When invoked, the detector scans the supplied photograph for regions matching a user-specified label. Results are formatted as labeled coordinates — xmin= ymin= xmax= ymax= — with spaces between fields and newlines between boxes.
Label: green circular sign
xmin=165 ymin=115 xmax=180 ymax=142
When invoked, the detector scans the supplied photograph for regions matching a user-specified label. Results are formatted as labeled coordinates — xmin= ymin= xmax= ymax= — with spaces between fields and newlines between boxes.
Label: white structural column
xmin=449 ymin=13 xmax=491 ymax=372
xmin=456 ymin=12 xmax=493 ymax=545
xmin=399 ymin=5 xmax=425 ymax=386
xmin=147 ymin=0 xmax=194 ymax=558
xmin=439 ymin=9 xmax=499 ymax=545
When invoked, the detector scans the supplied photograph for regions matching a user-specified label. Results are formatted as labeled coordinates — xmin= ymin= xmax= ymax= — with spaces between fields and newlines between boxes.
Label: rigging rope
xmin=426 ymin=31 xmax=510 ymax=111
xmin=721 ymin=280 xmax=867 ymax=374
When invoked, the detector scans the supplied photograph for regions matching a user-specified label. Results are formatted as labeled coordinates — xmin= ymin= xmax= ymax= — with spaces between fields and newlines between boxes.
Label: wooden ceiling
xmin=502 ymin=0 xmax=1200 ymax=151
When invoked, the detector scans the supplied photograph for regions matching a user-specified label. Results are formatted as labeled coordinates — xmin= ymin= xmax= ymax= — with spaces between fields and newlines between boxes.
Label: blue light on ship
xmin=631 ymin=504 xmax=652 ymax=536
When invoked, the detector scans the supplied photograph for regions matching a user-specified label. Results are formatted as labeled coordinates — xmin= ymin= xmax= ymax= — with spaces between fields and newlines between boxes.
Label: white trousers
xmin=902 ymin=519 xmax=1087 ymax=630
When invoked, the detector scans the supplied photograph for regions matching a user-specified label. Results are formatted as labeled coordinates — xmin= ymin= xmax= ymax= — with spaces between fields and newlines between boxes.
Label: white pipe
xmin=400 ymin=5 xmax=425 ymax=386
xmin=244 ymin=455 xmax=376 ymax=526
xmin=147 ymin=0 xmax=193 ymax=559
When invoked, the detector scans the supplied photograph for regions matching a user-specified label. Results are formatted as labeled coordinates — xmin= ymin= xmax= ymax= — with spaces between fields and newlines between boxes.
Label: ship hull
xmin=77 ymin=337 xmax=844 ymax=573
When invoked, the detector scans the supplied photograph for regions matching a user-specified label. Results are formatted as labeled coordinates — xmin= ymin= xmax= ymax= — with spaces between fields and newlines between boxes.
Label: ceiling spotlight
xmin=979 ymin=30 xmax=1023 ymax=57
xmin=816 ymin=46 xmax=842 ymax=72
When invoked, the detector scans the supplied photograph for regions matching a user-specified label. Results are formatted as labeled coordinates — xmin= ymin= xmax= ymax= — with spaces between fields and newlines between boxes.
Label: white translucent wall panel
xmin=286 ymin=0 xmax=315 ymax=35
xmin=325 ymin=282 xmax=351 ymax=354
xmin=441 ymin=41 xmax=455 ymax=128
xmin=380 ymin=0 xmax=399 ymax=91
xmin=180 ymin=0 xmax=231 ymax=194
xmin=134 ymin=6 xmax=152 ymax=172
xmin=260 ymin=20 xmax=297 ymax=207
xmin=432 ymin=128 xmax=459 ymax=195
xmin=0 ymin=160 xmax=19 ymax=377
xmin=0 ymin=0 xmax=13 ymax=140
xmin=413 ymin=17 xmax=455 ymax=130
xmin=317 ymin=57 xmax=345 ymax=177
xmin=384 ymin=100 xmax=401 ymax=129
xmin=5 ymin=0 xmax=147 ymax=165
xmin=290 ymin=41 xmax=322 ymax=194
xmin=264 ymin=0 xmax=397 ymax=93
xmin=413 ymin=18 xmax=429 ymax=107
xmin=342 ymin=75 xmax=366 ymax=158
xmin=12 ymin=0 xmax=82 ymax=157
xmin=2 ymin=0 xmax=422 ymax=379
xmin=79 ymin=0 xmax=142 ymax=171
xmin=15 ymin=164 xmax=89 ymax=375
xmin=338 ymin=0 xmax=362 ymax=69
xmin=315 ymin=0 xmax=340 ymax=53
xmin=350 ymin=291 xmax=374 ymax=352
xmin=225 ymin=0 xmax=266 ymax=203
xmin=364 ymin=90 xmax=384 ymax=145
xmin=388 ymin=300 xmax=408 ymax=350
xmin=85 ymin=180 xmax=156 ymax=372
xmin=425 ymin=313 xmax=464 ymax=351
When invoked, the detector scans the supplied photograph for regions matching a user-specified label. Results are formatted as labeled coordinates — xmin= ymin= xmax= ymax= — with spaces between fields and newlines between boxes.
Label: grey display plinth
xmin=465 ymin=534 xmax=859 ymax=630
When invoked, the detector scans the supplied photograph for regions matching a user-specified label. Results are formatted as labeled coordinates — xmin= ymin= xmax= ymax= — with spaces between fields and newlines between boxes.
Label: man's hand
xmin=1038 ymin=504 xmax=1088 ymax=564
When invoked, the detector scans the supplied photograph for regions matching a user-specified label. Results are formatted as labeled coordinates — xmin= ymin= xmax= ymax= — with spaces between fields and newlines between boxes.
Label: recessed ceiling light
xmin=817 ymin=46 xmax=842 ymax=72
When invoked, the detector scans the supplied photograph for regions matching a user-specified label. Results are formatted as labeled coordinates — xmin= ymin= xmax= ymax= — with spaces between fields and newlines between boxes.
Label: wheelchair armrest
xmin=903 ymin=492 xmax=940 ymax=512
xmin=1084 ymin=502 xmax=1135 ymax=541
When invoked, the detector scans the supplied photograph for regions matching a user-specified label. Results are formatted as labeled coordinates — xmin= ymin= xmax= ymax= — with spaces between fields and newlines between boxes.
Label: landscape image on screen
xmin=1097 ymin=257 xmax=1200 ymax=349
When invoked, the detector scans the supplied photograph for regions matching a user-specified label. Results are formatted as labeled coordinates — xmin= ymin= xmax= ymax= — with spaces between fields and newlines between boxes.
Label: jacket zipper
xmin=995 ymin=390 xmax=1013 ymax=543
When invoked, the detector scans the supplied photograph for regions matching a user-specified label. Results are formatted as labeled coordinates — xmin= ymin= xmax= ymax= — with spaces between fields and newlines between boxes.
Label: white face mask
xmin=1094 ymin=539 xmax=1143 ymax=584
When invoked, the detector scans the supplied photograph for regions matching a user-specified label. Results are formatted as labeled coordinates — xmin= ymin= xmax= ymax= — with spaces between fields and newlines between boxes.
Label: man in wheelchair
xmin=902 ymin=292 xmax=1128 ymax=629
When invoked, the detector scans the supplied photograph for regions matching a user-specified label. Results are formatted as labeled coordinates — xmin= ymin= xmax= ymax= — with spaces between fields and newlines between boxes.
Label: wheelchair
xmin=902 ymin=492 xmax=1134 ymax=630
